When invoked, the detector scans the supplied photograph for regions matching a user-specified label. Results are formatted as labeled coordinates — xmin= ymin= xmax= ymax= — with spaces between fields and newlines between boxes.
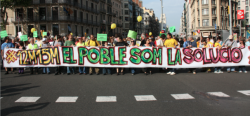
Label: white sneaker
xmin=239 ymin=71 xmax=242 ymax=73
xmin=244 ymin=71 xmax=248 ymax=73
xmin=218 ymin=71 xmax=223 ymax=73
xmin=170 ymin=72 xmax=176 ymax=75
xmin=214 ymin=71 xmax=218 ymax=74
xmin=167 ymin=72 xmax=171 ymax=74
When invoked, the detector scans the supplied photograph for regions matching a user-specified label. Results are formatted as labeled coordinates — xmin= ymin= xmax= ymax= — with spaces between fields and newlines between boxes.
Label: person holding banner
xmin=42 ymin=38 xmax=50 ymax=74
xmin=77 ymin=37 xmax=86 ymax=75
xmin=102 ymin=41 xmax=112 ymax=75
xmin=129 ymin=39 xmax=137 ymax=75
xmin=238 ymin=38 xmax=247 ymax=73
xmin=64 ymin=34 xmax=76 ymax=75
xmin=164 ymin=33 xmax=178 ymax=75
xmin=53 ymin=36 xmax=64 ymax=75
xmin=214 ymin=37 xmax=223 ymax=74
xmin=142 ymin=39 xmax=152 ymax=75
xmin=114 ymin=36 xmax=127 ymax=75
xmin=28 ymin=38 xmax=39 ymax=74
xmin=156 ymin=34 xmax=164 ymax=47
xmin=186 ymin=36 xmax=197 ymax=74
xmin=87 ymin=34 xmax=100 ymax=75
xmin=224 ymin=35 xmax=238 ymax=73
xmin=1 ymin=37 xmax=14 ymax=74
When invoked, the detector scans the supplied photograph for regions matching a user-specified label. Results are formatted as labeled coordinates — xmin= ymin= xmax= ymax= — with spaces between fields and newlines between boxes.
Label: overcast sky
xmin=143 ymin=0 xmax=185 ymax=34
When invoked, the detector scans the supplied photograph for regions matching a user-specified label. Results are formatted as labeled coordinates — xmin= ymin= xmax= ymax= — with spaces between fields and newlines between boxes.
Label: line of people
xmin=1 ymin=33 xmax=249 ymax=75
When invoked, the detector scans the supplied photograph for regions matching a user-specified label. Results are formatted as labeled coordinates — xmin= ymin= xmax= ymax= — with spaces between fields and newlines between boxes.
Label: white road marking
xmin=15 ymin=96 xmax=40 ymax=103
xmin=55 ymin=96 xmax=78 ymax=103
xmin=96 ymin=96 xmax=117 ymax=102
xmin=237 ymin=90 xmax=250 ymax=96
xmin=207 ymin=92 xmax=230 ymax=97
xmin=134 ymin=95 xmax=157 ymax=101
xmin=171 ymin=93 xmax=195 ymax=100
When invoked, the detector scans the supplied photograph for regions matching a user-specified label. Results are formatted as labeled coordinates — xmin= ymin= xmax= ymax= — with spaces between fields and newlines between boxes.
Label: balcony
xmin=100 ymin=8 xmax=106 ymax=13
xmin=93 ymin=21 xmax=97 ymax=26
xmin=107 ymin=11 xmax=112 ymax=15
xmin=112 ymin=13 xmax=116 ymax=17
xmin=88 ymin=20 xmax=93 ymax=25
xmin=107 ymin=1 xmax=112 ymax=5
xmin=100 ymin=20 xmax=106 ymax=25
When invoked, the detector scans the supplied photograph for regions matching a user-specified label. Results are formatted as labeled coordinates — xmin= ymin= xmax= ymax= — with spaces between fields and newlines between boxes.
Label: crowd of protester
xmin=1 ymin=32 xmax=249 ymax=76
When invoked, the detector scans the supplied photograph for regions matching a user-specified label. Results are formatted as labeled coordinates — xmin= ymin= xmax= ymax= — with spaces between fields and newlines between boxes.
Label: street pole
xmin=161 ymin=0 xmax=163 ymax=30
xmin=18 ymin=12 xmax=19 ymax=33
xmin=229 ymin=0 xmax=232 ymax=35
xmin=240 ymin=20 xmax=241 ymax=36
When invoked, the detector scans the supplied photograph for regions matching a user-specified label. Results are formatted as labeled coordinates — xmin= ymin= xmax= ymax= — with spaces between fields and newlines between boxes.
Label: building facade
xmin=6 ymin=0 xmax=123 ymax=37
xmin=142 ymin=7 xmax=159 ymax=37
xmin=237 ymin=0 xmax=250 ymax=36
xmin=111 ymin=0 xmax=123 ymax=36
xmin=121 ymin=0 xmax=133 ymax=37
xmin=159 ymin=14 xmax=167 ymax=31
xmin=187 ymin=0 xmax=238 ymax=37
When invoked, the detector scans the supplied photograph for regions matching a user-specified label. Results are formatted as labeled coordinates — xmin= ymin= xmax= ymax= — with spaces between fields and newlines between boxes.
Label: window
xmin=246 ymin=0 xmax=248 ymax=5
xmin=212 ymin=8 xmax=216 ymax=15
xmin=125 ymin=17 xmax=129 ymax=21
xmin=202 ymin=9 xmax=209 ymax=15
xmin=212 ymin=19 xmax=216 ymax=26
xmin=202 ymin=0 xmax=208 ymax=4
xmin=212 ymin=0 xmax=215 ymax=4
xmin=246 ymin=13 xmax=249 ymax=18
xmin=53 ymin=24 xmax=59 ymax=36
xmin=198 ymin=10 xmax=200 ymax=16
xmin=238 ymin=7 xmax=241 ymax=10
xmin=246 ymin=6 xmax=249 ymax=11
xmin=75 ymin=25 xmax=77 ymax=35
xmin=124 ymin=3 xmax=128 ymax=8
xmin=39 ymin=8 xmax=46 ymax=20
xmin=203 ymin=19 xmax=209 ymax=26
xmin=198 ymin=0 xmax=199 ymax=6
xmin=198 ymin=20 xmax=200 ymax=27
xmin=125 ymin=10 xmax=129 ymax=15
xmin=27 ymin=8 xmax=33 ymax=21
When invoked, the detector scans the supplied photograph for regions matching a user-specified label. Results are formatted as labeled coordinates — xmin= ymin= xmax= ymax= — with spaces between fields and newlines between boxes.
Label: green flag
xmin=43 ymin=32 xmax=47 ymax=36
xmin=127 ymin=30 xmax=137 ymax=39
xmin=97 ymin=34 xmax=107 ymax=41
xmin=159 ymin=33 xmax=167 ymax=37
xmin=20 ymin=35 xmax=28 ymax=41
xmin=0 ymin=30 xmax=8 ymax=39
xmin=169 ymin=26 xmax=176 ymax=33
xmin=33 ymin=31 xmax=38 ymax=37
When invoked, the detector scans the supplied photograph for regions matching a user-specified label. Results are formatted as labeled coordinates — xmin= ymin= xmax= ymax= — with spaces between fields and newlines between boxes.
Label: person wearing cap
xmin=224 ymin=35 xmax=238 ymax=73
xmin=28 ymin=38 xmax=39 ymax=74
xmin=1 ymin=37 xmax=14 ymax=74
xmin=41 ymin=38 xmax=50 ymax=74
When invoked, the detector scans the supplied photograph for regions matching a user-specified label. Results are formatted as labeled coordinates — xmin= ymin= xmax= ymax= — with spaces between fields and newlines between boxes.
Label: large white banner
xmin=3 ymin=47 xmax=250 ymax=68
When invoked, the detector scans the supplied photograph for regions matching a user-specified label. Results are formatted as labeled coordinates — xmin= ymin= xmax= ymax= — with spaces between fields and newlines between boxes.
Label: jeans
xmin=102 ymin=68 xmax=111 ymax=74
xmin=227 ymin=67 xmax=235 ymax=72
xmin=43 ymin=67 xmax=50 ymax=73
xmin=214 ymin=67 xmax=221 ymax=72
xmin=67 ymin=67 xmax=75 ymax=74
xmin=19 ymin=68 xmax=24 ymax=73
xmin=79 ymin=67 xmax=86 ymax=74
xmin=169 ymin=68 xmax=175 ymax=73
xmin=239 ymin=66 xmax=246 ymax=72
xmin=131 ymin=68 xmax=136 ymax=74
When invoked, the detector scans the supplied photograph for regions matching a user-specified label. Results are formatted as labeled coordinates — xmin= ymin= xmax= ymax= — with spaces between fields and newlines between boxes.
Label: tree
xmin=1 ymin=0 xmax=32 ymax=30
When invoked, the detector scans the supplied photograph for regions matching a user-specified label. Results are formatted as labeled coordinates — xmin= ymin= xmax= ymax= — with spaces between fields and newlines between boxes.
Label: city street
xmin=1 ymin=68 xmax=250 ymax=116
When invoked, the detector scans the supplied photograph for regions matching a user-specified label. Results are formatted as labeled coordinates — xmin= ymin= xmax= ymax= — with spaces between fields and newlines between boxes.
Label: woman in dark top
xmin=114 ymin=37 xmax=127 ymax=75
xmin=142 ymin=39 xmax=152 ymax=75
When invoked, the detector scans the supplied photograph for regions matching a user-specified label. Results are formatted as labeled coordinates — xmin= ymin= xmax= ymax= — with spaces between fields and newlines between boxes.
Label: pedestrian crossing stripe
xmin=56 ymin=96 xmax=78 ymax=103
xmin=96 ymin=96 xmax=117 ymax=102
xmin=171 ymin=93 xmax=195 ymax=100
xmin=237 ymin=90 xmax=250 ymax=96
xmin=207 ymin=92 xmax=230 ymax=97
xmin=15 ymin=96 xmax=40 ymax=103
xmin=134 ymin=95 xmax=157 ymax=101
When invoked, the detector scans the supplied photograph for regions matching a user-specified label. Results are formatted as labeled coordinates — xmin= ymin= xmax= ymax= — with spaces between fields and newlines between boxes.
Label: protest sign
xmin=0 ymin=30 xmax=8 ymax=39
xmin=33 ymin=31 xmax=38 ymax=37
xmin=127 ymin=30 xmax=137 ymax=39
xmin=97 ymin=34 xmax=107 ymax=41
xmin=20 ymin=35 xmax=28 ymax=41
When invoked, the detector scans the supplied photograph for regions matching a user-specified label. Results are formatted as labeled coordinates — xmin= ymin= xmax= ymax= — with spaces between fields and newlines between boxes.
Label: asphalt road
xmin=1 ymin=67 xmax=250 ymax=116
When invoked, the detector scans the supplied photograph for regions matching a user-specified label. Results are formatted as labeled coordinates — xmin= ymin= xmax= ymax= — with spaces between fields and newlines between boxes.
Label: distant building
xmin=159 ymin=14 xmax=167 ymax=31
